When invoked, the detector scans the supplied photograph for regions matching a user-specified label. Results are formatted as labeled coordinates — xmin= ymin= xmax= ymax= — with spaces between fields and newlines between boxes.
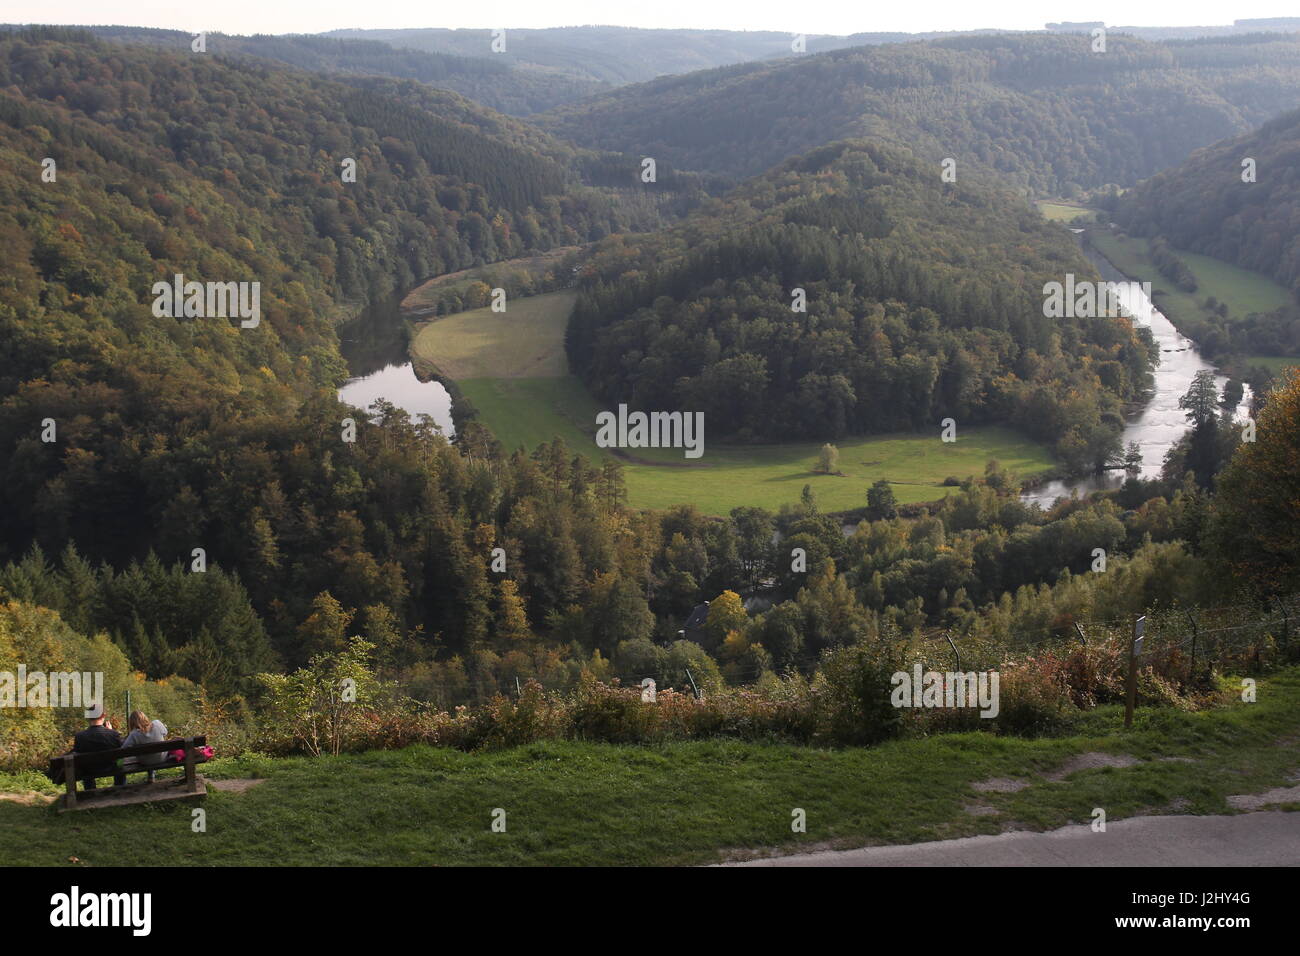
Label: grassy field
xmin=415 ymin=292 xmax=1057 ymax=514
xmin=410 ymin=291 xmax=576 ymax=379
xmin=1089 ymin=232 xmax=1291 ymax=334
xmin=1035 ymin=200 xmax=1097 ymax=224
xmin=459 ymin=377 xmax=1054 ymax=513
xmin=401 ymin=247 xmax=581 ymax=313
xmin=1235 ymin=355 xmax=1300 ymax=376
xmin=3 ymin=669 xmax=1297 ymax=866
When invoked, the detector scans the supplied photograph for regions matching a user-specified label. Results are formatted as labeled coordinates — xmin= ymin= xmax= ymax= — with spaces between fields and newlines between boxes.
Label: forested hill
xmin=46 ymin=25 xmax=606 ymax=116
xmin=322 ymin=26 xmax=853 ymax=87
xmin=0 ymin=27 xmax=675 ymax=319
xmin=539 ymin=32 xmax=1300 ymax=195
xmin=1113 ymin=107 xmax=1300 ymax=299
xmin=566 ymin=140 xmax=1153 ymax=471
xmin=0 ymin=28 xmax=662 ymax=630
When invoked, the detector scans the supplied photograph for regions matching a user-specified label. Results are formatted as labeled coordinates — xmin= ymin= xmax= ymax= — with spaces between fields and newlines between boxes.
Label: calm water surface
xmin=1022 ymin=249 xmax=1250 ymax=506
xmin=336 ymin=296 xmax=455 ymax=436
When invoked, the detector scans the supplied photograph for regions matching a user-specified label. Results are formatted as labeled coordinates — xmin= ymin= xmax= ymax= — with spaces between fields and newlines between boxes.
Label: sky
xmin=1 ymin=1 xmax=1298 ymax=36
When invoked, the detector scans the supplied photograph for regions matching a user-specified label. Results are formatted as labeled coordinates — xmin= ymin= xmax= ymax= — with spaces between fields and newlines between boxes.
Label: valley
xmin=3 ymin=17 xmax=1300 ymax=887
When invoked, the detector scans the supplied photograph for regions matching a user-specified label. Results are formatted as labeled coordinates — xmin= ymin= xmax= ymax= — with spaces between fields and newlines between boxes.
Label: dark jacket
xmin=72 ymin=724 xmax=123 ymax=775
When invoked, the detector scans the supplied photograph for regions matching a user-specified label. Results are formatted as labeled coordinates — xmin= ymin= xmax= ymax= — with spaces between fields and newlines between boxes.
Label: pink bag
xmin=168 ymin=745 xmax=214 ymax=762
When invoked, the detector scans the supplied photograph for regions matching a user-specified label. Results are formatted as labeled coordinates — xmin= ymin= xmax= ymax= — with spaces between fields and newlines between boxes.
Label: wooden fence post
xmin=1125 ymin=615 xmax=1144 ymax=729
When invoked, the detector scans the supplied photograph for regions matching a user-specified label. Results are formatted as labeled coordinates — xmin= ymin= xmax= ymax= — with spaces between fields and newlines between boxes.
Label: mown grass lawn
xmin=410 ymin=291 xmax=576 ymax=379
xmin=3 ymin=670 xmax=1297 ymax=867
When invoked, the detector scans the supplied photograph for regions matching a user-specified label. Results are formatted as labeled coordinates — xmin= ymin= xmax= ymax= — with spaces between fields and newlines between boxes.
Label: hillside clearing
xmin=410 ymin=291 xmax=576 ymax=379
xmin=1036 ymin=200 xmax=1097 ymax=224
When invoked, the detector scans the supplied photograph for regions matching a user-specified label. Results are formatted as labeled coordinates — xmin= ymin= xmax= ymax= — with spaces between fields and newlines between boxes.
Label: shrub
xmin=992 ymin=658 xmax=1074 ymax=736
xmin=812 ymin=640 xmax=907 ymax=745
xmin=461 ymin=681 xmax=568 ymax=750
xmin=256 ymin=637 xmax=381 ymax=756
xmin=568 ymin=675 xmax=669 ymax=744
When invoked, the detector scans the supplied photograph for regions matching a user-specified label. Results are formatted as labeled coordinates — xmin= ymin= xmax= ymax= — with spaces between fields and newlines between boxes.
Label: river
xmin=1021 ymin=245 xmax=1251 ymax=506
xmin=337 ymin=246 xmax=1243 ymax=501
xmin=336 ymin=295 xmax=456 ymax=436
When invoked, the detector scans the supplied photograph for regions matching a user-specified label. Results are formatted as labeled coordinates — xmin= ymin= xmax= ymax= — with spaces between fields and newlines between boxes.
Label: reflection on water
xmin=336 ymin=295 xmax=455 ymax=436
xmin=1022 ymin=249 xmax=1250 ymax=506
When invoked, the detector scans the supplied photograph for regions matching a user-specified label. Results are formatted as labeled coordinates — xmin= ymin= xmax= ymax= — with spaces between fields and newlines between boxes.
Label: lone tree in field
xmin=815 ymin=443 xmax=840 ymax=474
xmin=867 ymin=479 xmax=897 ymax=520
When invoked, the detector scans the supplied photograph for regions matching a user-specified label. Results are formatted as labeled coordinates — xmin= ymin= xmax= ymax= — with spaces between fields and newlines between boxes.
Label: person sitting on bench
xmin=73 ymin=708 xmax=125 ymax=789
xmin=121 ymin=711 xmax=169 ymax=780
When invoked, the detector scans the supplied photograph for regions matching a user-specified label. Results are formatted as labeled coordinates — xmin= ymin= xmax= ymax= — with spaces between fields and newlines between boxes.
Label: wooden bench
xmin=49 ymin=736 xmax=209 ymax=812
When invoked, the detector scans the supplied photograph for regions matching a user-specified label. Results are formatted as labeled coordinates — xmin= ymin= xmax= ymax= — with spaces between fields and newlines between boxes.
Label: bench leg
xmin=62 ymin=757 xmax=77 ymax=808
xmin=184 ymin=739 xmax=199 ymax=793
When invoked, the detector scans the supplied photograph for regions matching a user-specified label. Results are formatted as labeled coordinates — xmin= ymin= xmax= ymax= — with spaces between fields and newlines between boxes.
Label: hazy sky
xmin=0 ymin=0 xmax=1296 ymax=36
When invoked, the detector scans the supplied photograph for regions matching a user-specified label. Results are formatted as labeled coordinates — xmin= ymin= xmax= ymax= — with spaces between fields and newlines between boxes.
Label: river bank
xmin=336 ymin=293 xmax=457 ymax=436
xmin=1021 ymin=234 xmax=1252 ymax=506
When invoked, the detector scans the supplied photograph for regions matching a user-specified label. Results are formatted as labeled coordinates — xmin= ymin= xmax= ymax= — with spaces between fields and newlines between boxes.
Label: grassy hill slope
xmin=4 ymin=668 xmax=1297 ymax=866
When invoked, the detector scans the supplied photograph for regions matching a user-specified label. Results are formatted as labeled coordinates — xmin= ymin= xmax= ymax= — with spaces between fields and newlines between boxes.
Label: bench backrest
xmin=57 ymin=735 xmax=207 ymax=771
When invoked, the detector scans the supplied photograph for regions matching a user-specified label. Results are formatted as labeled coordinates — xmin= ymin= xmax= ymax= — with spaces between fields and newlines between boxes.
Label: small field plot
xmin=410 ymin=291 xmax=576 ymax=379
xmin=1036 ymin=200 xmax=1097 ymax=224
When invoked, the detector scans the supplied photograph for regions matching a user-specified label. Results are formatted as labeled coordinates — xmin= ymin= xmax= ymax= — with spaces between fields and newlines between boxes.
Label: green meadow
xmin=1089 ymin=232 xmax=1291 ymax=332
xmin=1233 ymin=354 xmax=1300 ymax=376
xmin=415 ymin=293 xmax=1056 ymax=515
xmin=410 ymin=291 xmax=577 ymax=380
xmin=400 ymin=247 xmax=582 ymax=313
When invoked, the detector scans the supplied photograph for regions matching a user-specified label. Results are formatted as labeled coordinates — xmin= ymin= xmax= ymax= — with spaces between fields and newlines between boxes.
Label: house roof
xmin=682 ymin=601 xmax=710 ymax=632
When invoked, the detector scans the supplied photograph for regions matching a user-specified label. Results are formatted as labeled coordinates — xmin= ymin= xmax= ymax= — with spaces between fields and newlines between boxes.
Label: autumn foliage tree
xmin=1209 ymin=369 xmax=1300 ymax=594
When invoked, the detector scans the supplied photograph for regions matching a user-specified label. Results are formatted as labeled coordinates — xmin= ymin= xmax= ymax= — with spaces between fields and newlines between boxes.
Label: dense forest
xmin=567 ymin=140 xmax=1153 ymax=470
xmin=0 ymin=30 xmax=689 ymax=680
xmin=540 ymin=32 xmax=1300 ymax=195
xmin=322 ymin=26 xmax=855 ymax=88
xmin=5 ymin=364 xmax=1296 ymax=763
xmin=52 ymin=26 xmax=608 ymax=116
